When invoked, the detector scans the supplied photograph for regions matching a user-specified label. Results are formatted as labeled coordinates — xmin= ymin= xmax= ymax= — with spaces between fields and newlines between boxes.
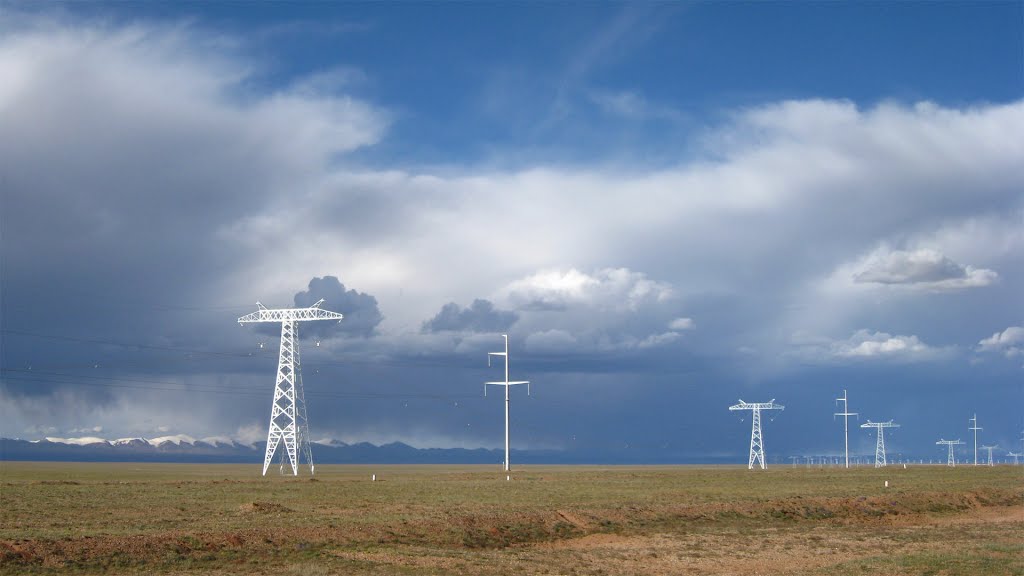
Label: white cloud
xmin=977 ymin=326 xmax=1024 ymax=358
xmin=796 ymin=329 xmax=947 ymax=363
xmin=850 ymin=247 xmax=997 ymax=290
xmin=500 ymin=268 xmax=685 ymax=354
xmin=503 ymin=268 xmax=673 ymax=311
xmin=669 ymin=317 xmax=695 ymax=331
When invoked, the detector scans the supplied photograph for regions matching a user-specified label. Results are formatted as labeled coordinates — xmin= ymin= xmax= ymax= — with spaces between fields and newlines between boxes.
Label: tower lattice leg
xmin=749 ymin=407 xmax=765 ymax=470
xmin=293 ymin=334 xmax=314 ymax=475
xmin=263 ymin=320 xmax=299 ymax=476
xmin=875 ymin=428 xmax=887 ymax=468
xmin=947 ymin=445 xmax=955 ymax=467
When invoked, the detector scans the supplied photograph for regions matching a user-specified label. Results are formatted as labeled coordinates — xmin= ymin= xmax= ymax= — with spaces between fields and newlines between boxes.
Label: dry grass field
xmin=1 ymin=462 xmax=1021 ymax=575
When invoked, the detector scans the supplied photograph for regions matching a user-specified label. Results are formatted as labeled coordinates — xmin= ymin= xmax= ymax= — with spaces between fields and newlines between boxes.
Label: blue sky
xmin=1 ymin=1 xmax=1022 ymax=463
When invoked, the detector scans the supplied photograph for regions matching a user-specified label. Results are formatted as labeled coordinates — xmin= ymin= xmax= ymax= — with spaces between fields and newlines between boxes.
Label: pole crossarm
xmin=238 ymin=300 xmax=343 ymax=324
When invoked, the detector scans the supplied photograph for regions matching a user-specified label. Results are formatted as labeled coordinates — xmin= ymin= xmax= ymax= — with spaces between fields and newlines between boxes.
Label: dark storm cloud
xmin=421 ymin=299 xmax=518 ymax=334
xmin=294 ymin=276 xmax=383 ymax=339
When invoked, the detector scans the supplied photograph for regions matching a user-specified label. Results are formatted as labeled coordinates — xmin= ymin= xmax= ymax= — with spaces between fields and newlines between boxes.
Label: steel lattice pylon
xmin=239 ymin=299 xmax=342 ymax=476
xmin=860 ymin=420 xmax=899 ymax=468
xmin=729 ymin=400 xmax=784 ymax=470
xmin=980 ymin=444 xmax=998 ymax=466
xmin=936 ymin=439 xmax=964 ymax=467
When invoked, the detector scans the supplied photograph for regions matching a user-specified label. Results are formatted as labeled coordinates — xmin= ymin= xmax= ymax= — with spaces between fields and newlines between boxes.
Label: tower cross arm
xmin=238 ymin=304 xmax=344 ymax=324
xmin=862 ymin=420 xmax=899 ymax=429
xmin=729 ymin=399 xmax=784 ymax=411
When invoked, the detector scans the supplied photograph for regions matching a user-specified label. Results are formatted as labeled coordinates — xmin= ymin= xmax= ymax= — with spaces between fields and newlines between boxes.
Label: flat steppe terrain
xmin=1 ymin=462 xmax=1021 ymax=575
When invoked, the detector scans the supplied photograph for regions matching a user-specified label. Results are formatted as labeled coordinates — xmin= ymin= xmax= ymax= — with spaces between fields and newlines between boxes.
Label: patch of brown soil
xmin=238 ymin=501 xmax=293 ymax=514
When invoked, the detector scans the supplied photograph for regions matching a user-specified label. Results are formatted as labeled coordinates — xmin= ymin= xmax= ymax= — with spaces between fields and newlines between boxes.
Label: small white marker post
xmin=372 ymin=474 xmax=376 ymax=482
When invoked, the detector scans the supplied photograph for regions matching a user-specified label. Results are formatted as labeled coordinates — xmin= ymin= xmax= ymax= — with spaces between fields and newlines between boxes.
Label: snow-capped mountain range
xmin=40 ymin=435 xmax=248 ymax=448
xmin=2 ymin=435 xmax=722 ymax=465
xmin=1 ymin=435 xmax=565 ymax=464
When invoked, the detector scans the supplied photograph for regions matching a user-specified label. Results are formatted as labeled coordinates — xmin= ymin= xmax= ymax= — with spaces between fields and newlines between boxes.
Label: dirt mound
xmin=239 ymin=501 xmax=293 ymax=514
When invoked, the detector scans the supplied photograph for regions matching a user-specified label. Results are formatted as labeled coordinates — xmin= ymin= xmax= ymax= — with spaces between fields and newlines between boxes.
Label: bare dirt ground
xmin=1 ymin=463 xmax=1021 ymax=575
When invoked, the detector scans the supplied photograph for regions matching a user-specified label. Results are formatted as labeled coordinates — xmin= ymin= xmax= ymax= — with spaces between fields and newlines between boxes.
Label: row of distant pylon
xmin=731 ymin=391 xmax=1019 ymax=470
xmin=238 ymin=299 xmax=1017 ymax=475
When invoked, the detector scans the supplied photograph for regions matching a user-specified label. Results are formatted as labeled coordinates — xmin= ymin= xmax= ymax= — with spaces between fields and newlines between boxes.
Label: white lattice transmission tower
xmin=239 ymin=299 xmax=343 ymax=476
xmin=729 ymin=399 xmax=784 ymax=470
xmin=1007 ymin=451 xmax=1022 ymax=465
xmin=860 ymin=420 xmax=899 ymax=468
xmin=936 ymin=439 xmax=964 ymax=467
xmin=980 ymin=444 xmax=998 ymax=466
xmin=484 ymin=334 xmax=530 ymax=472
xmin=968 ymin=414 xmax=982 ymax=466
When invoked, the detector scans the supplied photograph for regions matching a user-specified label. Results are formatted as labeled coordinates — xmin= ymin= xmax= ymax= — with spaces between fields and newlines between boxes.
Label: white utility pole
xmin=485 ymin=334 xmax=530 ymax=472
xmin=860 ymin=420 xmax=899 ymax=468
xmin=937 ymin=439 xmax=964 ymax=467
xmin=968 ymin=414 xmax=982 ymax=466
xmin=239 ymin=299 xmax=342 ymax=476
xmin=835 ymin=390 xmax=858 ymax=469
xmin=728 ymin=399 xmax=784 ymax=470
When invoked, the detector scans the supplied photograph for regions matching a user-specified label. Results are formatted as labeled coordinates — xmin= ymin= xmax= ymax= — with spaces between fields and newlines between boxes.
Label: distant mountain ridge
xmin=0 ymin=436 xmax=725 ymax=465
xmin=0 ymin=436 xmax=533 ymax=465
xmin=2 ymin=432 xmax=737 ymax=463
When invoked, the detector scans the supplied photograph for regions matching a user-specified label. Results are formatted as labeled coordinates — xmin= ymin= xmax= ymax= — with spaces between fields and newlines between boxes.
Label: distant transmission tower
xmin=980 ymin=444 xmax=998 ymax=466
xmin=239 ymin=299 xmax=343 ymax=476
xmin=485 ymin=334 xmax=530 ymax=472
xmin=834 ymin=390 xmax=858 ymax=469
xmin=728 ymin=399 xmax=784 ymax=469
xmin=1007 ymin=451 xmax=1021 ymax=465
xmin=968 ymin=414 xmax=982 ymax=466
xmin=860 ymin=420 xmax=899 ymax=468
xmin=936 ymin=439 xmax=964 ymax=467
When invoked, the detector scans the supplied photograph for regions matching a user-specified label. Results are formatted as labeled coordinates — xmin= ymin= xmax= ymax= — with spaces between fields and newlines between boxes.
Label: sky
xmin=1 ymin=1 xmax=1022 ymax=463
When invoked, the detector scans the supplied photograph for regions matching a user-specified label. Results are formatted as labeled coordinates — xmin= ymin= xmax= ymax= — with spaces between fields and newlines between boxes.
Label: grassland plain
xmin=0 ymin=462 xmax=1021 ymax=575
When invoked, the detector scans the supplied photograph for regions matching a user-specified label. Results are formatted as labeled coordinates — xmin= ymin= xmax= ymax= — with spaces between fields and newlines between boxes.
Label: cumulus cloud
xmin=421 ymin=299 xmax=518 ymax=333
xmin=796 ymin=329 xmax=946 ymax=363
xmin=293 ymin=276 xmax=383 ymax=339
xmin=500 ymin=268 xmax=686 ymax=355
xmin=503 ymin=268 xmax=673 ymax=311
xmin=851 ymin=247 xmax=997 ymax=290
xmin=977 ymin=326 xmax=1024 ymax=358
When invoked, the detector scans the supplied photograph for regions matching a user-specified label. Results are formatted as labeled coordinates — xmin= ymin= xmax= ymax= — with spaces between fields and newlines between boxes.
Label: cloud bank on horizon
xmin=1 ymin=5 xmax=1021 ymax=459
